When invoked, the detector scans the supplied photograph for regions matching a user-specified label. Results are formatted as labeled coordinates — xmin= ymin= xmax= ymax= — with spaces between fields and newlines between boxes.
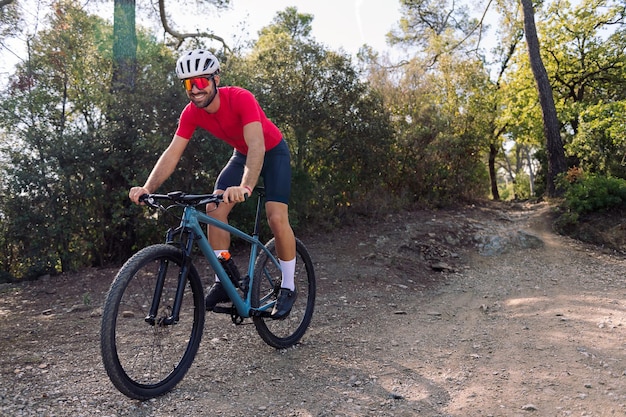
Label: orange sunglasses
xmin=182 ymin=76 xmax=215 ymax=91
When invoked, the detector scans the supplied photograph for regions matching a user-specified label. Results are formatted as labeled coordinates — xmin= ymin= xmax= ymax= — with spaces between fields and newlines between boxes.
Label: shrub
xmin=0 ymin=270 xmax=14 ymax=284
xmin=557 ymin=169 xmax=626 ymax=223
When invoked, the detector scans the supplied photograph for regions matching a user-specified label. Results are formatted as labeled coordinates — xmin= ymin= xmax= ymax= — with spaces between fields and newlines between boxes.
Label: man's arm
xmin=222 ymin=121 xmax=265 ymax=203
xmin=241 ymin=121 xmax=265 ymax=190
xmin=129 ymin=135 xmax=189 ymax=204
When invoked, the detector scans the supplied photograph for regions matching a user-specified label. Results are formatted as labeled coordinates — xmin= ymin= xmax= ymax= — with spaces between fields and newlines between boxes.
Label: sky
xmin=0 ymin=0 xmax=403 ymax=77
xmin=186 ymin=0 xmax=403 ymax=57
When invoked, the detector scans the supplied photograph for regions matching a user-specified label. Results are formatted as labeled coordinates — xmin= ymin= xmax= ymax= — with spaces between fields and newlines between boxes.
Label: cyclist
xmin=129 ymin=49 xmax=297 ymax=319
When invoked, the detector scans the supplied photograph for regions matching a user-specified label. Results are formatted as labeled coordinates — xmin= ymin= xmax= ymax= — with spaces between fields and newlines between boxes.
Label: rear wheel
xmin=100 ymin=244 xmax=205 ymax=399
xmin=251 ymin=238 xmax=315 ymax=348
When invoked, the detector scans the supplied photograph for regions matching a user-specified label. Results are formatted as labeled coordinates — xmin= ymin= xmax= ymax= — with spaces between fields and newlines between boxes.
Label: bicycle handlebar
xmin=139 ymin=192 xmax=224 ymax=209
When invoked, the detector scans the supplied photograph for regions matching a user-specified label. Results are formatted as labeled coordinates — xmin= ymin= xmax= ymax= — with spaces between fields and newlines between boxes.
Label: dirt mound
xmin=557 ymin=204 xmax=626 ymax=253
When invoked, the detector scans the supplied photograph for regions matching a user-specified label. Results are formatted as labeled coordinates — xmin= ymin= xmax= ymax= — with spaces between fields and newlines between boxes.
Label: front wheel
xmin=100 ymin=244 xmax=205 ymax=400
xmin=252 ymin=238 xmax=316 ymax=348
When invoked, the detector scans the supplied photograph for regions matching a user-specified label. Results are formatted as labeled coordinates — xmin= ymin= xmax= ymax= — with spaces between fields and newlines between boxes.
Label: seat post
xmin=252 ymin=187 xmax=265 ymax=238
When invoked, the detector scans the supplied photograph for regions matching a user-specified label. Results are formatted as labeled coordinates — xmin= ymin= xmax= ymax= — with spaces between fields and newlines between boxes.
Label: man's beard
xmin=190 ymin=80 xmax=217 ymax=108
xmin=190 ymin=90 xmax=216 ymax=108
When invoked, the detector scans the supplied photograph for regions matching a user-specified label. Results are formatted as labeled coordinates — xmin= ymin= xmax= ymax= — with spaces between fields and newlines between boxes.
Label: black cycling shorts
xmin=215 ymin=139 xmax=291 ymax=204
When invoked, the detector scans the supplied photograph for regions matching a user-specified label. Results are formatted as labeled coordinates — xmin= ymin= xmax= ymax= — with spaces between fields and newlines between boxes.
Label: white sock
xmin=280 ymin=258 xmax=296 ymax=291
xmin=214 ymin=250 xmax=227 ymax=282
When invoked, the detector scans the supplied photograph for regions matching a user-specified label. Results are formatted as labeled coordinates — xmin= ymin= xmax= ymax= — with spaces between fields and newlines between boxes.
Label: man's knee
xmin=207 ymin=202 xmax=231 ymax=221
xmin=267 ymin=212 xmax=287 ymax=231
xmin=266 ymin=206 xmax=290 ymax=232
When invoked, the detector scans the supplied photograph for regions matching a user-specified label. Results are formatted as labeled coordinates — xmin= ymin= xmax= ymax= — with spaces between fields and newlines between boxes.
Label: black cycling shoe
xmin=205 ymin=282 xmax=230 ymax=311
xmin=271 ymin=288 xmax=297 ymax=319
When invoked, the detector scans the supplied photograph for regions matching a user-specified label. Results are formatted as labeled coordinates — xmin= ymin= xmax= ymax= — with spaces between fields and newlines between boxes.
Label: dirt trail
xmin=0 ymin=202 xmax=624 ymax=416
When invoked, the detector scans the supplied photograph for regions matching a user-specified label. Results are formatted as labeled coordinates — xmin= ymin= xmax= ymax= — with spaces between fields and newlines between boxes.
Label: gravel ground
xmin=1 ymin=201 xmax=624 ymax=416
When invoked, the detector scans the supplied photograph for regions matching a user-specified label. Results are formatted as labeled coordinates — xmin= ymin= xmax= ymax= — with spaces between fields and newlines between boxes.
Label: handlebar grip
xmin=138 ymin=194 xmax=150 ymax=203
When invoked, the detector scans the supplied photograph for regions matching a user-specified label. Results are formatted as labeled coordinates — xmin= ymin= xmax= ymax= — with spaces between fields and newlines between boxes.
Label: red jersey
xmin=175 ymin=86 xmax=282 ymax=155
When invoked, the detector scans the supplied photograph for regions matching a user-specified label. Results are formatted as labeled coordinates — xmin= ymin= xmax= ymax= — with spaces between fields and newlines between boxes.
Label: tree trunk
xmin=526 ymin=149 xmax=536 ymax=197
xmin=105 ymin=0 xmax=138 ymax=263
xmin=489 ymin=143 xmax=500 ymax=200
xmin=112 ymin=0 xmax=137 ymax=93
xmin=520 ymin=0 xmax=567 ymax=197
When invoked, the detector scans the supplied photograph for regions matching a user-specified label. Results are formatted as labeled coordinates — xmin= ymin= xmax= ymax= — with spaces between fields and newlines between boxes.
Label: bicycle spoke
xmin=101 ymin=245 xmax=204 ymax=399
xmin=252 ymin=238 xmax=316 ymax=348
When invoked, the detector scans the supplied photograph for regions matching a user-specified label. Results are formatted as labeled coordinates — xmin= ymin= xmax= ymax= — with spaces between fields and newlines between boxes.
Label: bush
xmin=0 ymin=270 xmax=14 ymax=284
xmin=556 ymin=169 xmax=626 ymax=229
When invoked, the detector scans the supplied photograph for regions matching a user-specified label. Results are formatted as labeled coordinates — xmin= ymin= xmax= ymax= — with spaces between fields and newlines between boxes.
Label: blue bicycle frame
xmin=167 ymin=196 xmax=280 ymax=319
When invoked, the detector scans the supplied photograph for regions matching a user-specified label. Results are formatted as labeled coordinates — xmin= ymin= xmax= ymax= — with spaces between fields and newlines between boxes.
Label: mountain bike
xmin=100 ymin=187 xmax=316 ymax=400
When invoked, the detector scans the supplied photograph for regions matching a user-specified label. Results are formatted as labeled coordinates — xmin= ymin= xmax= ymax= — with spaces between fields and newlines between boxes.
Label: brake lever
xmin=138 ymin=194 xmax=160 ymax=209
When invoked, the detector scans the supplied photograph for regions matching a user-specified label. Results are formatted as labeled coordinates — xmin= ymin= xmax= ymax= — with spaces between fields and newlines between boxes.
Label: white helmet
xmin=176 ymin=49 xmax=220 ymax=79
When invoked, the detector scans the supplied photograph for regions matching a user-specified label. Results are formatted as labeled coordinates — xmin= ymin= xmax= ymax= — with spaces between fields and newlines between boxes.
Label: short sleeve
xmin=174 ymin=104 xmax=196 ymax=139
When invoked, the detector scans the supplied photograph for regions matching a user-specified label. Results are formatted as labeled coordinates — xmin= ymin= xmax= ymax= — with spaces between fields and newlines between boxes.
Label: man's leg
xmin=266 ymin=201 xmax=296 ymax=261
xmin=266 ymin=201 xmax=298 ymax=318
xmin=207 ymin=197 xmax=234 ymax=251
xmin=209 ymin=150 xmax=245 ymax=251
xmin=204 ymin=194 xmax=236 ymax=311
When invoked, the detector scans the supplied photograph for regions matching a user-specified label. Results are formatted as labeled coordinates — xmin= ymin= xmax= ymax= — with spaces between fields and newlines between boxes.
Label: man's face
xmin=184 ymin=75 xmax=219 ymax=108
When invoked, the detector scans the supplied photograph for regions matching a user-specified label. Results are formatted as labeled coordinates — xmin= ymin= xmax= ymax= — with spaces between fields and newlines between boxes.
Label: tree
xmin=389 ymin=0 xmax=491 ymax=61
xmin=569 ymin=101 xmax=626 ymax=177
xmin=156 ymin=0 xmax=231 ymax=49
xmin=543 ymin=0 xmax=626 ymax=130
xmin=541 ymin=0 xmax=626 ymax=177
xmin=520 ymin=0 xmax=567 ymax=196
xmin=0 ymin=2 xmax=189 ymax=277
xmin=234 ymin=7 xmax=395 ymax=220
xmin=112 ymin=0 xmax=137 ymax=92
xmin=484 ymin=1 xmax=526 ymax=200
xmin=382 ymin=0 xmax=495 ymax=202
xmin=389 ymin=0 xmax=569 ymax=199
xmin=0 ymin=3 xmax=116 ymax=277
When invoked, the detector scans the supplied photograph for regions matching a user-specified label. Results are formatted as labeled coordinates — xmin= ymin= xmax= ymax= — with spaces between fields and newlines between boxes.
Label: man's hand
xmin=222 ymin=186 xmax=250 ymax=204
xmin=129 ymin=186 xmax=150 ymax=205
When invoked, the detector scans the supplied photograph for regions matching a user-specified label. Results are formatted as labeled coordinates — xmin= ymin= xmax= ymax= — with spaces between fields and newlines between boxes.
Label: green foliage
xmin=230 ymin=7 xmax=396 ymax=225
xmin=567 ymin=101 xmax=626 ymax=178
xmin=540 ymin=0 xmax=626 ymax=176
xmin=368 ymin=50 xmax=493 ymax=205
xmin=498 ymin=182 xmax=514 ymax=201
xmin=0 ymin=3 xmax=113 ymax=278
xmin=493 ymin=0 xmax=626 ymax=198
xmin=513 ymin=173 xmax=532 ymax=200
xmin=0 ymin=0 xmax=20 ymax=40
xmin=3 ymin=1 xmax=624 ymax=281
xmin=558 ymin=171 xmax=626 ymax=222
xmin=0 ymin=2 xmax=189 ymax=278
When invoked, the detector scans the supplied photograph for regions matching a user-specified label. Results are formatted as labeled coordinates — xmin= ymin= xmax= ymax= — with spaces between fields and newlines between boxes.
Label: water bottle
xmin=218 ymin=251 xmax=242 ymax=289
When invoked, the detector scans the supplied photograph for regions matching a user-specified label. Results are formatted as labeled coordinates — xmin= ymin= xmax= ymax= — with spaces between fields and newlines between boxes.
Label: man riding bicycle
xmin=129 ymin=49 xmax=297 ymax=319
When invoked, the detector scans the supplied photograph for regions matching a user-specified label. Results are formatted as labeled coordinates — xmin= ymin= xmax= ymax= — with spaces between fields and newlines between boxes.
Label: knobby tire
xmin=252 ymin=238 xmax=316 ymax=348
xmin=100 ymin=244 xmax=205 ymax=400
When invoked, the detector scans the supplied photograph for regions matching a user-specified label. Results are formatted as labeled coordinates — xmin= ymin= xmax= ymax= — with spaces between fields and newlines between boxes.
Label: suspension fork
xmin=145 ymin=228 xmax=196 ymax=326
